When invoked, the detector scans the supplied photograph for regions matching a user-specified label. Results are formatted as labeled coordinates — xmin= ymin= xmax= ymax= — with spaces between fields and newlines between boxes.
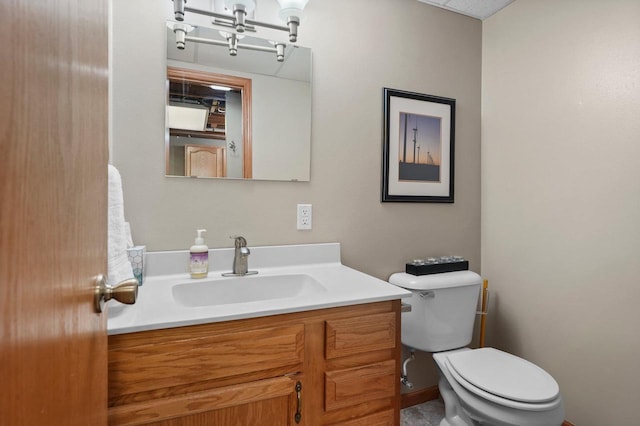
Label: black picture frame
xmin=382 ymin=88 xmax=456 ymax=203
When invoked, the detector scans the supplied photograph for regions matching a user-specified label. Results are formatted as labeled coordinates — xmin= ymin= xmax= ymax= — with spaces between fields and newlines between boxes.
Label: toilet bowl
xmin=434 ymin=347 xmax=564 ymax=426
xmin=388 ymin=271 xmax=565 ymax=426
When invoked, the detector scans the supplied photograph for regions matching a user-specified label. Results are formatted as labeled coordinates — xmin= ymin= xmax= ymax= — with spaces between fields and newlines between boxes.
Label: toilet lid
xmin=446 ymin=348 xmax=560 ymax=403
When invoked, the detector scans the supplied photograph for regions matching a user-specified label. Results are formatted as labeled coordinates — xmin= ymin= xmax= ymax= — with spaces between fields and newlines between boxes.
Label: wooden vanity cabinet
xmin=108 ymin=300 xmax=401 ymax=425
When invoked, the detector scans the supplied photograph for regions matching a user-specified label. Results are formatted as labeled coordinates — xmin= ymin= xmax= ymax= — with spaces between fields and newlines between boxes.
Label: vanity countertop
xmin=108 ymin=243 xmax=411 ymax=335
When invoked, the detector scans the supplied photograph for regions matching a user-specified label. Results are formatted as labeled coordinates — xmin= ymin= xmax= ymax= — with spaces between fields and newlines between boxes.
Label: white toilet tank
xmin=389 ymin=271 xmax=482 ymax=352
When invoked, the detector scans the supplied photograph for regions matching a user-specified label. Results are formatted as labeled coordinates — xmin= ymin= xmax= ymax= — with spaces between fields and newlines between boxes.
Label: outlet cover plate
xmin=297 ymin=204 xmax=312 ymax=230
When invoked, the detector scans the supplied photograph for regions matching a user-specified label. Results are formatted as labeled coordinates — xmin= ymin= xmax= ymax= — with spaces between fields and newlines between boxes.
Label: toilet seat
xmin=442 ymin=348 xmax=561 ymax=411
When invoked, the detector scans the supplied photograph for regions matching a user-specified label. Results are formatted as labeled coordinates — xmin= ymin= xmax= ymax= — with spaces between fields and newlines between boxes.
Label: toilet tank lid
xmin=388 ymin=270 xmax=482 ymax=290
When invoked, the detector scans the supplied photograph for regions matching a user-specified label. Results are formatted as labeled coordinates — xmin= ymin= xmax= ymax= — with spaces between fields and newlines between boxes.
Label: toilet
xmin=389 ymin=271 xmax=564 ymax=426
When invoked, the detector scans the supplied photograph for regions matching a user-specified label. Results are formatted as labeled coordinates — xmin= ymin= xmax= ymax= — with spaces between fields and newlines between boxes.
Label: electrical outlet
xmin=297 ymin=204 xmax=312 ymax=230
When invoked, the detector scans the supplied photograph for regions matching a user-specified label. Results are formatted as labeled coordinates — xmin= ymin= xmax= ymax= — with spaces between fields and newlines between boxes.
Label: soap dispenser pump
xmin=190 ymin=229 xmax=209 ymax=279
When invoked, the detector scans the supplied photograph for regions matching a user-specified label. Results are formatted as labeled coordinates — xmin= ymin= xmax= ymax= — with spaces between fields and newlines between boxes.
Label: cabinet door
xmin=109 ymin=323 xmax=304 ymax=404
xmin=109 ymin=376 xmax=302 ymax=426
xmin=185 ymin=144 xmax=226 ymax=177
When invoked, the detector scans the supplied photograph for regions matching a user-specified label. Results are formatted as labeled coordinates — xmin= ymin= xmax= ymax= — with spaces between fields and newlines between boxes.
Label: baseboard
xmin=401 ymin=385 xmax=440 ymax=409
xmin=402 ymin=386 xmax=575 ymax=426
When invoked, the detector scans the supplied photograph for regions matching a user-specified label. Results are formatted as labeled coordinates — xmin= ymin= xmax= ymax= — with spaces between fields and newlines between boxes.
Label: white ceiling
xmin=417 ymin=0 xmax=516 ymax=20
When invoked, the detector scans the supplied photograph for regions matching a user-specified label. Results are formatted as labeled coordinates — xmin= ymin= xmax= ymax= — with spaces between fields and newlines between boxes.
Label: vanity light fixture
xmin=172 ymin=0 xmax=310 ymax=43
xmin=176 ymin=30 xmax=287 ymax=62
xmin=169 ymin=0 xmax=301 ymax=62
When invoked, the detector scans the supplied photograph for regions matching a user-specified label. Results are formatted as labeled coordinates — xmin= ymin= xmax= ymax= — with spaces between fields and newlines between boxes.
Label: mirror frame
xmin=166 ymin=66 xmax=253 ymax=178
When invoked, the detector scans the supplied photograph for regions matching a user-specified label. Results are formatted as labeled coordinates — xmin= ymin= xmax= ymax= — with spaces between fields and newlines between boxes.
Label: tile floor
xmin=400 ymin=399 xmax=445 ymax=426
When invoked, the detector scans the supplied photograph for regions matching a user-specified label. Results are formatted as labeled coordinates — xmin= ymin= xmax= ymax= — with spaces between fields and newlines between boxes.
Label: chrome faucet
xmin=223 ymin=236 xmax=258 ymax=276
xmin=233 ymin=236 xmax=250 ymax=275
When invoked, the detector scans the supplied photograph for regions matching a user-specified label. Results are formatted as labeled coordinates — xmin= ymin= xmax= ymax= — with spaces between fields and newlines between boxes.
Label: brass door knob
xmin=94 ymin=274 xmax=139 ymax=313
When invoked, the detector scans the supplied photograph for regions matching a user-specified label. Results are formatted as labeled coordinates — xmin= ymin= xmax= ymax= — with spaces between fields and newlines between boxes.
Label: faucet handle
xmin=230 ymin=235 xmax=247 ymax=248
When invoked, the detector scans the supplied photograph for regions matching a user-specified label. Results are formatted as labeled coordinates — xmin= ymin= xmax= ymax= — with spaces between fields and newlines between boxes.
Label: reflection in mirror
xmin=167 ymin=67 xmax=252 ymax=178
xmin=166 ymin=24 xmax=312 ymax=181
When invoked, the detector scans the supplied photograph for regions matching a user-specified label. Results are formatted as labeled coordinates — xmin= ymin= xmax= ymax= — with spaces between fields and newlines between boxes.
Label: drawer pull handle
xmin=295 ymin=381 xmax=302 ymax=423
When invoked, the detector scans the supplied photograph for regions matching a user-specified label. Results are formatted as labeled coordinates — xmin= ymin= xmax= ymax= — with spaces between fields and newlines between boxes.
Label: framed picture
xmin=382 ymin=88 xmax=456 ymax=203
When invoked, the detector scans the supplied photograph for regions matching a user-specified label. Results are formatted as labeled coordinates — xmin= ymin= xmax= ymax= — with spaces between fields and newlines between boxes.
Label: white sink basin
xmin=107 ymin=243 xmax=412 ymax=335
xmin=172 ymin=273 xmax=327 ymax=307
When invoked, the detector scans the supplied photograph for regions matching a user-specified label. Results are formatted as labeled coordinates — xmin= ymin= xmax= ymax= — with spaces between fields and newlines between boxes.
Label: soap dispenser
xmin=189 ymin=229 xmax=209 ymax=279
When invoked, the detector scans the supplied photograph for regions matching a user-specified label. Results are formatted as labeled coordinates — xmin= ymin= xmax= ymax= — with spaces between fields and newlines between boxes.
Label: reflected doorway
xmin=166 ymin=67 xmax=252 ymax=178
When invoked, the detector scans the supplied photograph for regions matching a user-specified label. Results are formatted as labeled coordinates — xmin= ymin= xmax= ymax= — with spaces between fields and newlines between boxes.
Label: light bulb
xmin=276 ymin=0 xmax=309 ymax=20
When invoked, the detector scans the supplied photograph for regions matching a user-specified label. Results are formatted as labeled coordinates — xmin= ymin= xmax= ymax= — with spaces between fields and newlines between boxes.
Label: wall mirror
xmin=166 ymin=23 xmax=312 ymax=181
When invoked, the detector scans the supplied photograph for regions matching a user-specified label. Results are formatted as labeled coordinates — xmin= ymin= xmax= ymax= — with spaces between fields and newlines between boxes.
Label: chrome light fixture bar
xmin=168 ymin=21 xmax=287 ymax=62
xmin=172 ymin=0 xmax=309 ymax=43
xmin=185 ymin=34 xmax=287 ymax=62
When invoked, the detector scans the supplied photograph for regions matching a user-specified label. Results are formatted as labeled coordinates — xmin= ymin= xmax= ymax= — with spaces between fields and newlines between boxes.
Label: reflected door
xmin=185 ymin=145 xmax=227 ymax=177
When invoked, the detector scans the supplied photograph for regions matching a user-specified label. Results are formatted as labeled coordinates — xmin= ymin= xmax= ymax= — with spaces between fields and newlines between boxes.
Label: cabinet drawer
xmin=109 ymin=323 xmax=304 ymax=399
xmin=325 ymin=312 xmax=396 ymax=359
xmin=325 ymin=360 xmax=396 ymax=411
xmin=109 ymin=375 xmax=298 ymax=426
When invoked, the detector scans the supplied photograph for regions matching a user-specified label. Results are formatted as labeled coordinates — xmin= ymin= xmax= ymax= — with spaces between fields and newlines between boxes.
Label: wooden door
xmin=185 ymin=144 xmax=227 ymax=177
xmin=0 ymin=0 xmax=109 ymax=425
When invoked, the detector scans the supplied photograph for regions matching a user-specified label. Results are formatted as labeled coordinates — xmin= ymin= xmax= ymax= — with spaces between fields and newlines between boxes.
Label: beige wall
xmin=111 ymin=0 xmax=481 ymax=390
xmin=482 ymin=1 xmax=640 ymax=424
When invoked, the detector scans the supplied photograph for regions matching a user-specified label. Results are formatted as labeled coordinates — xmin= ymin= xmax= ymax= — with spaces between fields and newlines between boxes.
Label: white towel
xmin=108 ymin=165 xmax=135 ymax=286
